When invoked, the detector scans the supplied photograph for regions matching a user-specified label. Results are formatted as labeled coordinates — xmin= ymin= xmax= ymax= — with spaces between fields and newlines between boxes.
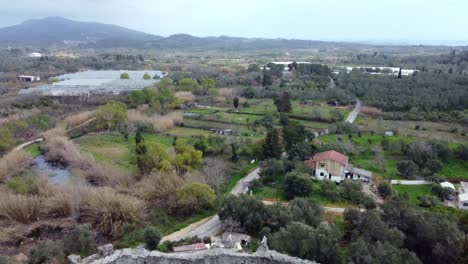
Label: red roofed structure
xmin=305 ymin=150 xmax=349 ymax=183
xmin=173 ymin=243 xmax=207 ymax=253
xmin=311 ymin=150 xmax=348 ymax=166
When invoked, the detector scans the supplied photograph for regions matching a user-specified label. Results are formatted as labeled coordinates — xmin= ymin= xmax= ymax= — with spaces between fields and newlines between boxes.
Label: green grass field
xmin=166 ymin=127 xmax=211 ymax=137
xmin=254 ymin=181 xmax=355 ymax=207
xmin=392 ymin=184 xmax=432 ymax=205
xmin=24 ymin=143 xmax=41 ymax=158
xmin=74 ymin=133 xmax=175 ymax=173
xmin=356 ymin=117 xmax=467 ymax=145
xmin=440 ymin=159 xmax=468 ymax=178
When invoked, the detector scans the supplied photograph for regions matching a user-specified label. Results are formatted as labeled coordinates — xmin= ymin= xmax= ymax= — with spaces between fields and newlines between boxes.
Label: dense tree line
xmin=335 ymin=71 xmax=468 ymax=115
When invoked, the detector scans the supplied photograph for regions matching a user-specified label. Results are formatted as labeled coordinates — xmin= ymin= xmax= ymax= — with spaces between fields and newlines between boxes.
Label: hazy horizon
xmin=1 ymin=0 xmax=468 ymax=46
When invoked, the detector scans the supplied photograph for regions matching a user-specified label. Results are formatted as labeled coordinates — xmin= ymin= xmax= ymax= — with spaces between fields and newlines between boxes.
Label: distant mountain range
xmin=0 ymin=17 xmax=445 ymax=50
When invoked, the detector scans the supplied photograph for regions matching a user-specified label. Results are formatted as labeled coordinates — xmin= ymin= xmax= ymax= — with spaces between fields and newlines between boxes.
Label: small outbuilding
xmin=17 ymin=75 xmax=40 ymax=82
xmin=440 ymin=181 xmax=455 ymax=191
xmin=458 ymin=182 xmax=468 ymax=210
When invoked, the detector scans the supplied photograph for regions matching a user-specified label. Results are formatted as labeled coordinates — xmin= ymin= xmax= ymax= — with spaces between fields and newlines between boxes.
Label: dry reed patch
xmin=360 ymin=106 xmax=383 ymax=117
xmin=136 ymin=171 xmax=184 ymax=204
xmin=43 ymin=184 xmax=86 ymax=218
xmin=218 ymin=88 xmax=234 ymax=97
xmin=0 ymin=150 xmax=33 ymax=182
xmin=83 ymin=163 xmax=134 ymax=188
xmin=42 ymin=126 xmax=67 ymax=139
xmin=127 ymin=110 xmax=183 ymax=133
xmin=80 ymin=188 xmax=146 ymax=237
xmin=175 ymin=91 xmax=195 ymax=102
xmin=62 ymin=111 xmax=95 ymax=128
xmin=0 ymin=192 xmax=42 ymax=224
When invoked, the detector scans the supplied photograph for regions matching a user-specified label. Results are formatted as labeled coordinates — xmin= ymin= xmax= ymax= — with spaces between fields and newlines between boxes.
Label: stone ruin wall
xmin=68 ymin=239 xmax=315 ymax=264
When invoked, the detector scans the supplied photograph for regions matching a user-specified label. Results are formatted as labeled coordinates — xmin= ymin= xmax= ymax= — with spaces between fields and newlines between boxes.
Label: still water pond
xmin=31 ymin=155 xmax=71 ymax=184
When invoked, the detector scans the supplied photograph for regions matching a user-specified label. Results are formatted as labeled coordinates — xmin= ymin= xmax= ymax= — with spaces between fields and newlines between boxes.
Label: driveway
xmin=162 ymin=168 xmax=260 ymax=241
xmin=345 ymin=100 xmax=362 ymax=124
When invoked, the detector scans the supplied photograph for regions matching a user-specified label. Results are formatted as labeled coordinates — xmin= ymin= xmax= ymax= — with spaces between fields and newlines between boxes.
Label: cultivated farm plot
xmin=356 ymin=117 xmax=467 ymax=145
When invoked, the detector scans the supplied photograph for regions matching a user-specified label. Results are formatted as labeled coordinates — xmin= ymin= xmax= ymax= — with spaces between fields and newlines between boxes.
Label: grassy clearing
xmin=392 ymin=184 xmax=432 ymax=205
xmin=186 ymin=108 xmax=220 ymax=115
xmin=440 ymin=159 xmax=468 ymax=178
xmin=166 ymin=127 xmax=211 ymax=137
xmin=253 ymin=181 xmax=356 ymax=207
xmin=75 ymin=133 xmax=175 ymax=173
xmin=356 ymin=117 xmax=467 ymax=144
xmin=24 ymin=144 xmax=41 ymax=158
xmin=254 ymin=186 xmax=287 ymax=201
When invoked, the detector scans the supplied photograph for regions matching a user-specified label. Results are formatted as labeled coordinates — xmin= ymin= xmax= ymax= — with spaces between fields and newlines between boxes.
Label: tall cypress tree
xmin=135 ymin=128 xmax=147 ymax=173
xmin=263 ymin=128 xmax=282 ymax=159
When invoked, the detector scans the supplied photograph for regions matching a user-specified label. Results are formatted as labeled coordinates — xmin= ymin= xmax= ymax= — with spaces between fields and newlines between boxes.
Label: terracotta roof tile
xmin=310 ymin=150 xmax=348 ymax=166
xmin=173 ymin=243 xmax=207 ymax=252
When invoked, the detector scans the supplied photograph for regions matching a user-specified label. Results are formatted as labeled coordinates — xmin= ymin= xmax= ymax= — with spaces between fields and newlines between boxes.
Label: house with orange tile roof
xmin=305 ymin=150 xmax=372 ymax=183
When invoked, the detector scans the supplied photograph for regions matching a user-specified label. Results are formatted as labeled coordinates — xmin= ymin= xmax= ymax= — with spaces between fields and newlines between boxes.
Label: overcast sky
xmin=1 ymin=0 xmax=467 ymax=45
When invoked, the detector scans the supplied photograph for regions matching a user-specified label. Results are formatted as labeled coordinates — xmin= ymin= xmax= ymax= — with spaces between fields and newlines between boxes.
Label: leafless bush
xmin=136 ymin=170 xmax=184 ymax=204
xmin=361 ymin=106 xmax=383 ymax=117
xmin=175 ymin=91 xmax=195 ymax=102
xmin=218 ymin=88 xmax=234 ymax=97
xmin=43 ymin=184 xmax=86 ymax=218
xmin=202 ymin=157 xmax=229 ymax=191
xmin=83 ymin=163 xmax=134 ymax=188
xmin=0 ymin=150 xmax=33 ymax=182
xmin=127 ymin=110 xmax=183 ymax=133
xmin=42 ymin=136 xmax=80 ymax=165
xmin=80 ymin=188 xmax=146 ymax=237
xmin=0 ymin=192 xmax=42 ymax=224
xmin=62 ymin=111 xmax=95 ymax=128
xmin=0 ymin=109 xmax=41 ymax=127
xmin=42 ymin=126 xmax=67 ymax=139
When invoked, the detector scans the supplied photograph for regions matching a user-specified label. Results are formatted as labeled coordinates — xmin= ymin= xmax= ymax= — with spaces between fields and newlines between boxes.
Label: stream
xmin=31 ymin=155 xmax=71 ymax=184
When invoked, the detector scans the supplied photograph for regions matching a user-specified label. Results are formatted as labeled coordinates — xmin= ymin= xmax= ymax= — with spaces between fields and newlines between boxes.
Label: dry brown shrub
xmin=361 ymin=106 xmax=383 ymax=117
xmin=0 ymin=109 xmax=41 ymax=127
xmin=0 ymin=192 xmax=42 ymax=224
xmin=127 ymin=110 xmax=183 ymax=133
xmin=0 ymin=224 xmax=22 ymax=243
xmin=136 ymin=171 xmax=184 ymax=204
xmin=62 ymin=111 xmax=95 ymax=128
xmin=80 ymin=188 xmax=146 ymax=237
xmin=42 ymin=126 xmax=67 ymax=139
xmin=175 ymin=91 xmax=195 ymax=102
xmin=0 ymin=150 xmax=33 ymax=182
xmin=43 ymin=184 xmax=86 ymax=218
xmin=218 ymin=88 xmax=234 ymax=97
xmin=83 ymin=163 xmax=134 ymax=188
xmin=42 ymin=136 xmax=94 ymax=170
xmin=30 ymin=173 xmax=59 ymax=197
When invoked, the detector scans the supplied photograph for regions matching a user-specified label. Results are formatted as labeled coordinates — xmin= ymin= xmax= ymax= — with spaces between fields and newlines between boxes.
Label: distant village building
xmin=28 ymin=52 xmax=42 ymax=58
xmin=458 ymin=182 xmax=468 ymax=210
xmin=17 ymin=75 xmax=40 ymax=82
xmin=305 ymin=150 xmax=372 ymax=183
